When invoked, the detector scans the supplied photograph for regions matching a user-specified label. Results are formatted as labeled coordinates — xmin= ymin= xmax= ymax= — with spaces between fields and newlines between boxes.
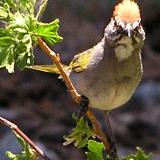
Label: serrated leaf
xmin=87 ymin=152 xmax=101 ymax=160
xmin=0 ymin=37 xmax=14 ymax=46
xmin=34 ymin=19 xmax=63 ymax=44
xmin=9 ymin=13 xmax=29 ymax=30
xmin=63 ymin=114 xmax=95 ymax=148
xmin=6 ymin=132 xmax=38 ymax=160
xmin=0 ymin=6 xmax=8 ymax=19
xmin=122 ymin=147 xmax=153 ymax=160
xmin=0 ymin=0 xmax=62 ymax=73
xmin=0 ymin=44 xmax=15 ymax=73
xmin=15 ymin=34 xmax=34 ymax=69
xmin=86 ymin=140 xmax=105 ymax=160
xmin=6 ymin=152 xmax=17 ymax=159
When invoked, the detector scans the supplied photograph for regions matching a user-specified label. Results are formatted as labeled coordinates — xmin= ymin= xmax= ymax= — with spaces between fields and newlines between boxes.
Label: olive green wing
xmin=27 ymin=47 xmax=93 ymax=74
xmin=26 ymin=64 xmax=70 ymax=74
xmin=70 ymin=48 xmax=93 ymax=73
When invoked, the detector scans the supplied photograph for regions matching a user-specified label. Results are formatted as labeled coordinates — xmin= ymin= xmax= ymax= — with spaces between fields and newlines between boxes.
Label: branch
xmin=37 ymin=38 xmax=81 ymax=104
xmin=87 ymin=109 xmax=110 ymax=151
xmin=37 ymin=37 xmax=110 ymax=151
xmin=0 ymin=116 xmax=50 ymax=160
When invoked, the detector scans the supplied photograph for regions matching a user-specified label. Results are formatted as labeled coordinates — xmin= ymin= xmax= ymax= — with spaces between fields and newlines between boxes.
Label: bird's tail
xmin=26 ymin=64 xmax=70 ymax=75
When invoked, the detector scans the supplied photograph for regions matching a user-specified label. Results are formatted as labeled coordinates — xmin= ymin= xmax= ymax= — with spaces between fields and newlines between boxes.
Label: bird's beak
xmin=125 ymin=24 xmax=132 ymax=37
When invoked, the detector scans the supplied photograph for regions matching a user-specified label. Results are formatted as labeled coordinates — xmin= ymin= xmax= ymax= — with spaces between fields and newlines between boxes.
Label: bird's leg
xmin=78 ymin=95 xmax=89 ymax=117
xmin=104 ymin=111 xmax=118 ymax=160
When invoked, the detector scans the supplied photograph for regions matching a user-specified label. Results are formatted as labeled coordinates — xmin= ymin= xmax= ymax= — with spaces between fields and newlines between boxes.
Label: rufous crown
xmin=113 ymin=0 xmax=140 ymax=23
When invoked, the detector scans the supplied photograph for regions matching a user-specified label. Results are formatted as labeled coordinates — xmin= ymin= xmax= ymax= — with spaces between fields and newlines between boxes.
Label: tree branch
xmin=37 ymin=38 xmax=81 ymax=104
xmin=37 ymin=37 xmax=110 ymax=151
xmin=0 ymin=116 xmax=50 ymax=160
xmin=87 ymin=109 xmax=110 ymax=151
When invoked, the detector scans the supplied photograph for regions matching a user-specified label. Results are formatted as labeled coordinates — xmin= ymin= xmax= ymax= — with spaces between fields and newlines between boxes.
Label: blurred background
xmin=0 ymin=0 xmax=160 ymax=159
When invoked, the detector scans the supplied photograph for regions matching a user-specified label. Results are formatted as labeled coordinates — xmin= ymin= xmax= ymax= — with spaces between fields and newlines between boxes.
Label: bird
xmin=29 ymin=0 xmax=145 ymax=111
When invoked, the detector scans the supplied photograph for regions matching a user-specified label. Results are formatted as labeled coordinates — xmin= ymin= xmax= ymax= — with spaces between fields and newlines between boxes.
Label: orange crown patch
xmin=113 ymin=0 xmax=140 ymax=23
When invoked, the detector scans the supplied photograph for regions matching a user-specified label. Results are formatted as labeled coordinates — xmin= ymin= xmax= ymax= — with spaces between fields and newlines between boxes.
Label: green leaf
xmin=86 ymin=140 xmax=105 ymax=160
xmin=0 ymin=2 xmax=13 ymax=21
xmin=15 ymin=34 xmax=34 ymax=70
xmin=0 ymin=26 xmax=34 ymax=72
xmin=63 ymin=114 xmax=95 ymax=148
xmin=0 ymin=0 xmax=62 ymax=73
xmin=6 ymin=132 xmax=38 ymax=160
xmin=0 ymin=37 xmax=14 ymax=46
xmin=122 ymin=147 xmax=153 ymax=160
xmin=0 ymin=44 xmax=15 ymax=73
xmin=0 ymin=6 xmax=8 ymax=20
xmin=9 ymin=13 xmax=30 ymax=31
xmin=34 ymin=19 xmax=63 ymax=44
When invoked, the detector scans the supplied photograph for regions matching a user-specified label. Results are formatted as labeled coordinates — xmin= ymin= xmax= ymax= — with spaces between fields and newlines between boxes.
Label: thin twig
xmin=38 ymin=38 xmax=81 ymax=104
xmin=37 ymin=37 xmax=110 ymax=151
xmin=0 ymin=116 xmax=50 ymax=160
xmin=87 ymin=109 xmax=110 ymax=151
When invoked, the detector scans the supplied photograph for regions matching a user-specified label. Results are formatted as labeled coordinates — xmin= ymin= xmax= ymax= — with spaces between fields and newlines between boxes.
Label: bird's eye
xmin=113 ymin=20 xmax=122 ymax=33
xmin=133 ymin=23 xmax=141 ymax=32
xmin=116 ymin=26 xmax=124 ymax=35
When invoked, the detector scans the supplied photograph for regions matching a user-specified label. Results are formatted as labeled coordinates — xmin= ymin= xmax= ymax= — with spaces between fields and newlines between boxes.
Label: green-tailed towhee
xmin=29 ymin=0 xmax=145 ymax=110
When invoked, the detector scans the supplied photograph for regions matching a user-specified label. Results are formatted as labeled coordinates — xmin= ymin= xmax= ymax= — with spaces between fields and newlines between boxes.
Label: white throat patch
xmin=114 ymin=36 xmax=134 ymax=61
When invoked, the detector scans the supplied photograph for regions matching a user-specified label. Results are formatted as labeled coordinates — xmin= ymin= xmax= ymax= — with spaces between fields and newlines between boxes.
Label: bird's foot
xmin=78 ymin=95 xmax=89 ymax=118
xmin=109 ymin=139 xmax=118 ymax=160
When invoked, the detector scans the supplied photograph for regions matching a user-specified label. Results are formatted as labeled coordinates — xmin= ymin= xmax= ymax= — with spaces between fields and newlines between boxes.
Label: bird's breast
xmin=70 ymin=43 xmax=143 ymax=110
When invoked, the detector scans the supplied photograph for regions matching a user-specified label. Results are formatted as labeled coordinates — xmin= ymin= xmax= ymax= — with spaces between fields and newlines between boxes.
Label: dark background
xmin=0 ymin=0 xmax=160 ymax=159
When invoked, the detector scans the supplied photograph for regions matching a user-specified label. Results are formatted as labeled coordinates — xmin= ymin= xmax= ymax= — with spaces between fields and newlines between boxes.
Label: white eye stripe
xmin=115 ymin=17 xmax=141 ymax=31
xmin=104 ymin=18 xmax=145 ymax=42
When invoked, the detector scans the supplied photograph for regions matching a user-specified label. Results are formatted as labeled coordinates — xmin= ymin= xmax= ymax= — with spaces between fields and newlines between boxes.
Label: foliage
xmin=0 ymin=0 xmax=62 ymax=73
xmin=7 ymin=123 xmax=152 ymax=160
xmin=122 ymin=147 xmax=153 ymax=160
xmin=86 ymin=140 xmax=105 ymax=160
xmin=86 ymin=140 xmax=153 ymax=160
xmin=63 ymin=114 xmax=96 ymax=148
xmin=0 ymin=1 xmax=155 ymax=160
xmin=63 ymin=115 xmax=153 ymax=160
xmin=6 ymin=132 xmax=38 ymax=160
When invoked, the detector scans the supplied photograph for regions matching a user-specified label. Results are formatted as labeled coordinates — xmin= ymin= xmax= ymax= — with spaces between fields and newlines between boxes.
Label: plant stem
xmin=87 ymin=109 xmax=110 ymax=151
xmin=38 ymin=37 xmax=81 ymax=104
xmin=37 ymin=37 xmax=111 ymax=151
xmin=0 ymin=116 xmax=50 ymax=160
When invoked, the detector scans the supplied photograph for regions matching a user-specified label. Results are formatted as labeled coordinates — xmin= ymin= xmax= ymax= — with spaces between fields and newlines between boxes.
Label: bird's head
xmin=105 ymin=0 xmax=145 ymax=40
xmin=104 ymin=0 xmax=145 ymax=61
xmin=113 ymin=0 xmax=141 ymax=37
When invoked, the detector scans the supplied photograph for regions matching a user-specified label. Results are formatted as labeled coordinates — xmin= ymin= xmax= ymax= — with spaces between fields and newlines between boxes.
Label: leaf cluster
xmin=0 ymin=0 xmax=62 ymax=73
xmin=86 ymin=140 xmax=105 ymax=160
xmin=5 ymin=115 xmax=153 ymax=160
xmin=6 ymin=132 xmax=38 ymax=160
xmin=86 ymin=140 xmax=153 ymax=160
xmin=64 ymin=115 xmax=153 ymax=160
xmin=63 ymin=114 xmax=96 ymax=148
xmin=123 ymin=147 xmax=153 ymax=160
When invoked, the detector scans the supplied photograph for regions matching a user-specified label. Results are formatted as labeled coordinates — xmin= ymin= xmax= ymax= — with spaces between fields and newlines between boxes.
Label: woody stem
xmin=0 ymin=116 xmax=50 ymax=160
xmin=37 ymin=37 xmax=110 ymax=151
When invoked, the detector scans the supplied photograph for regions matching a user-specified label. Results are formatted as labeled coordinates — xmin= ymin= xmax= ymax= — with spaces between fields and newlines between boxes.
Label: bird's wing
xmin=27 ymin=47 xmax=94 ymax=74
xmin=26 ymin=64 xmax=70 ymax=74
xmin=70 ymin=48 xmax=93 ymax=73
